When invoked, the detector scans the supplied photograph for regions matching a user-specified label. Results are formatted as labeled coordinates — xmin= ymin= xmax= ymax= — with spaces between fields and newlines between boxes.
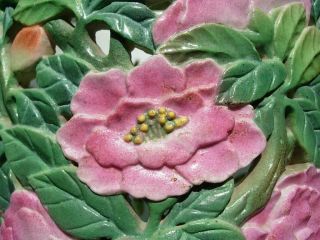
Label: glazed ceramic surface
xmin=0 ymin=0 xmax=320 ymax=239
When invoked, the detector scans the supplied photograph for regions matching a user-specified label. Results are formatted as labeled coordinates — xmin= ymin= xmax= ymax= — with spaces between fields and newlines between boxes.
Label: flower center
xmin=123 ymin=107 xmax=189 ymax=145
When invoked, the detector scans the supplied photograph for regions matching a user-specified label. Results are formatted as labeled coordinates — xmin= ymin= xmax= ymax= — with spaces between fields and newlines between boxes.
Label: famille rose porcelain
xmin=0 ymin=0 xmax=319 ymax=239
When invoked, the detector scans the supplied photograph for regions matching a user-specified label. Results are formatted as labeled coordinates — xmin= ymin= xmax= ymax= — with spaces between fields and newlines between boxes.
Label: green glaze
xmin=12 ymin=88 xmax=60 ymax=132
xmin=269 ymin=3 xmax=306 ymax=60
xmin=36 ymin=54 xmax=90 ymax=119
xmin=287 ymin=26 xmax=320 ymax=89
xmin=0 ymin=166 xmax=14 ymax=212
xmin=241 ymin=9 xmax=274 ymax=47
xmin=158 ymin=24 xmax=260 ymax=64
xmin=29 ymin=167 xmax=141 ymax=239
xmin=288 ymin=76 xmax=320 ymax=166
xmin=217 ymin=58 xmax=286 ymax=104
xmin=85 ymin=2 xmax=156 ymax=51
xmin=312 ymin=0 xmax=320 ymax=27
xmin=1 ymin=126 xmax=68 ymax=185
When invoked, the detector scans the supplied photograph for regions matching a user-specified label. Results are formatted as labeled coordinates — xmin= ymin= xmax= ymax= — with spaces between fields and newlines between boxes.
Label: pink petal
xmin=184 ymin=60 xmax=222 ymax=99
xmin=153 ymin=0 xmax=251 ymax=44
xmin=136 ymin=105 xmax=234 ymax=169
xmin=1 ymin=191 xmax=73 ymax=240
xmin=57 ymin=115 xmax=105 ymax=162
xmin=122 ymin=165 xmax=191 ymax=201
xmin=162 ymin=91 xmax=205 ymax=115
xmin=77 ymin=157 xmax=122 ymax=195
xmin=86 ymin=127 xmax=139 ymax=168
xmin=176 ymin=142 xmax=240 ymax=185
xmin=228 ymin=116 xmax=267 ymax=168
xmin=71 ymin=69 xmax=127 ymax=116
xmin=127 ymin=56 xmax=185 ymax=98
xmin=106 ymin=98 xmax=156 ymax=133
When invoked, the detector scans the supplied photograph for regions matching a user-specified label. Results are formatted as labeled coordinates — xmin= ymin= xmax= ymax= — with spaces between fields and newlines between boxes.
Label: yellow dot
xmin=164 ymin=121 xmax=175 ymax=133
xmin=140 ymin=123 xmax=149 ymax=132
xmin=133 ymin=135 xmax=143 ymax=145
xmin=137 ymin=114 xmax=146 ymax=123
xmin=167 ymin=111 xmax=176 ymax=120
xmin=123 ymin=134 xmax=133 ymax=142
xmin=130 ymin=126 xmax=138 ymax=135
xmin=158 ymin=115 xmax=167 ymax=126
xmin=158 ymin=107 xmax=166 ymax=114
xmin=148 ymin=109 xmax=157 ymax=118
xmin=174 ymin=117 xmax=189 ymax=128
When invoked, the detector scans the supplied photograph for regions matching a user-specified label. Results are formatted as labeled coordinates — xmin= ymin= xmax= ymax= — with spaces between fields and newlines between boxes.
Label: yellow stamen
xmin=130 ymin=126 xmax=138 ymax=135
xmin=148 ymin=109 xmax=157 ymax=118
xmin=167 ymin=111 xmax=176 ymax=120
xmin=123 ymin=134 xmax=133 ymax=142
xmin=140 ymin=123 xmax=149 ymax=132
xmin=158 ymin=115 xmax=167 ymax=126
xmin=164 ymin=121 xmax=175 ymax=133
xmin=133 ymin=135 xmax=143 ymax=145
xmin=137 ymin=114 xmax=146 ymax=123
xmin=158 ymin=107 xmax=166 ymax=114
xmin=174 ymin=116 xmax=189 ymax=128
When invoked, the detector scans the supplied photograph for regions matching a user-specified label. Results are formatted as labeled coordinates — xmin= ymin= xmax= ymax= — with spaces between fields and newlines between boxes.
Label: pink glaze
xmin=153 ymin=0 xmax=311 ymax=44
xmin=57 ymin=55 xmax=266 ymax=201
xmin=242 ymin=165 xmax=320 ymax=240
xmin=0 ymin=190 xmax=73 ymax=240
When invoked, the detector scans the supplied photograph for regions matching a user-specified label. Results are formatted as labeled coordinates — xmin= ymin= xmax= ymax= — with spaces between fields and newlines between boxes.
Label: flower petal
xmin=122 ymin=165 xmax=191 ymax=201
xmin=127 ymin=56 xmax=185 ymax=98
xmin=176 ymin=142 xmax=240 ymax=184
xmin=153 ymin=0 xmax=251 ymax=44
xmin=86 ymin=127 xmax=139 ymax=168
xmin=77 ymin=157 xmax=122 ymax=195
xmin=106 ymin=98 xmax=156 ymax=133
xmin=57 ymin=115 xmax=105 ymax=162
xmin=71 ymin=69 xmax=127 ymax=116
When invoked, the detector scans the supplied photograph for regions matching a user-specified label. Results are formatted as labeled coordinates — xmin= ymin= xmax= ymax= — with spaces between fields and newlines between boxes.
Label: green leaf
xmin=217 ymin=58 xmax=286 ymax=104
xmin=312 ymin=0 xmax=320 ymax=27
xmin=29 ymin=167 xmax=140 ymax=239
xmin=0 ymin=7 xmax=13 ymax=45
xmin=11 ymin=88 xmax=60 ymax=132
xmin=270 ymin=3 xmax=306 ymax=60
xmin=287 ymin=26 xmax=320 ymax=89
xmin=255 ymin=97 xmax=276 ymax=137
xmin=86 ymin=2 xmax=156 ymax=51
xmin=158 ymin=24 xmax=260 ymax=65
xmin=154 ymin=219 xmax=245 ymax=240
xmin=242 ymin=9 xmax=274 ymax=47
xmin=0 ymin=167 xmax=14 ymax=212
xmin=36 ymin=54 xmax=90 ymax=119
xmin=289 ymin=76 xmax=320 ymax=166
xmin=13 ymin=0 xmax=67 ymax=25
xmin=1 ymin=126 xmax=68 ymax=185
xmin=163 ymin=180 xmax=234 ymax=227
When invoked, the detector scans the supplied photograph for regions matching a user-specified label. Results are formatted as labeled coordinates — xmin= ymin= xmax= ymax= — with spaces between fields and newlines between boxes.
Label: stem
xmin=219 ymin=97 xmax=289 ymax=225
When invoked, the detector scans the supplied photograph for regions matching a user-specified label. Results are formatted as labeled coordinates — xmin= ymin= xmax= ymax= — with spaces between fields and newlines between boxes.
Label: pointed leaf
xmin=287 ymin=26 xmax=320 ymax=88
xmin=36 ymin=54 xmax=90 ymax=119
xmin=1 ymin=126 xmax=68 ymax=185
xmin=312 ymin=0 xmax=320 ymax=27
xmin=217 ymin=59 xmax=286 ymax=104
xmin=86 ymin=2 xmax=155 ymax=51
xmin=29 ymin=167 xmax=140 ymax=239
xmin=163 ymin=180 xmax=234 ymax=227
xmin=0 ymin=167 xmax=13 ymax=212
xmin=158 ymin=24 xmax=260 ymax=65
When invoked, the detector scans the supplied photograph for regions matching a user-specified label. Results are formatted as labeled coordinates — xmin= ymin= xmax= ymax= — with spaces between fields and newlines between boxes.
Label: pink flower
xmin=57 ymin=55 xmax=266 ymax=201
xmin=0 ymin=190 xmax=73 ymax=240
xmin=153 ymin=0 xmax=311 ymax=44
xmin=242 ymin=165 xmax=320 ymax=240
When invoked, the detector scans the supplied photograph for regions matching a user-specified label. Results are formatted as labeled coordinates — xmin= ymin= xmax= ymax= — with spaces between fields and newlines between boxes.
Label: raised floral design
xmin=152 ymin=0 xmax=311 ymax=44
xmin=57 ymin=55 xmax=266 ymax=200
xmin=0 ymin=190 xmax=73 ymax=240
xmin=242 ymin=165 xmax=320 ymax=240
